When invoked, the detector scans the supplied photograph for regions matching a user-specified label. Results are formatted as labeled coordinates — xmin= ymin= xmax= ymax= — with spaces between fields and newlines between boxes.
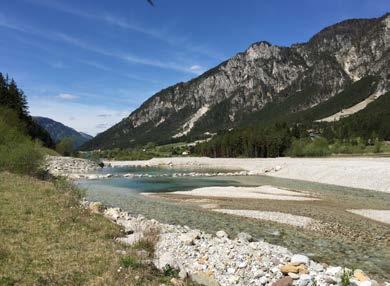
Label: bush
xmin=56 ymin=137 xmax=74 ymax=156
xmin=120 ymin=255 xmax=141 ymax=269
xmin=288 ymin=137 xmax=331 ymax=157
xmin=0 ymin=108 xmax=43 ymax=175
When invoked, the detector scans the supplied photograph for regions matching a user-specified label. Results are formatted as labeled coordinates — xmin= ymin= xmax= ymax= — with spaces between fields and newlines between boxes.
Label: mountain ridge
xmin=33 ymin=116 xmax=93 ymax=149
xmin=82 ymin=13 xmax=390 ymax=150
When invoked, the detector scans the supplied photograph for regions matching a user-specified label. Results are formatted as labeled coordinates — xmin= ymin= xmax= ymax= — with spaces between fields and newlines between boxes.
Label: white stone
xmin=291 ymin=254 xmax=310 ymax=265
xmin=216 ymin=230 xmax=228 ymax=238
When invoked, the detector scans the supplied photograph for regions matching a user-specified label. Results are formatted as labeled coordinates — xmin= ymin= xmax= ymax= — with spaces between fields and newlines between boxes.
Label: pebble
xmin=216 ymin=230 xmax=228 ymax=238
xmin=82 ymin=201 xmax=385 ymax=286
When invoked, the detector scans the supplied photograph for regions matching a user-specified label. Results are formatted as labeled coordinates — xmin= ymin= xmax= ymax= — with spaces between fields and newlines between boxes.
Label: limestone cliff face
xmin=84 ymin=13 xmax=390 ymax=150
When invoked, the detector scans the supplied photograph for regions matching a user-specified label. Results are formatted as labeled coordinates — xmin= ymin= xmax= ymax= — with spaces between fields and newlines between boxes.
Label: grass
xmin=0 ymin=172 xmax=195 ymax=286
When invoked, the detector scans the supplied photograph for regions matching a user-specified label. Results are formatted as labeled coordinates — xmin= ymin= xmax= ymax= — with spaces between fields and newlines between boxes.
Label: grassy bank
xmin=0 ymin=172 xmax=193 ymax=285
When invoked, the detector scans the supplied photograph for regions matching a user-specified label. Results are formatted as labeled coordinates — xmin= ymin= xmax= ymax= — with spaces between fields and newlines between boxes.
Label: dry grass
xmin=0 ymin=172 xmax=195 ymax=286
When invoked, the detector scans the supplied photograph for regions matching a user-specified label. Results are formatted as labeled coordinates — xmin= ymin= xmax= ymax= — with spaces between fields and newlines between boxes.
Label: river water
xmin=78 ymin=166 xmax=390 ymax=281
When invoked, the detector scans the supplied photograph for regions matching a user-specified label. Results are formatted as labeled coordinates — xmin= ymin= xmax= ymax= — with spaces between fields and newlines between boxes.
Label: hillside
xmin=82 ymin=13 xmax=390 ymax=150
xmin=33 ymin=117 xmax=93 ymax=148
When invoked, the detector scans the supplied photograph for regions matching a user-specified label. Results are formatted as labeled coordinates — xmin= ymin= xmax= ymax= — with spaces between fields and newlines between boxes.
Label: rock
xmin=228 ymin=275 xmax=240 ymax=284
xmin=298 ymin=274 xmax=312 ymax=286
xmin=325 ymin=266 xmax=343 ymax=278
xmin=288 ymin=272 xmax=300 ymax=279
xmin=272 ymin=276 xmax=293 ymax=286
xmin=271 ymin=257 xmax=281 ymax=266
xmin=170 ymin=278 xmax=184 ymax=286
xmin=236 ymin=232 xmax=253 ymax=242
xmin=370 ymin=280 xmax=379 ymax=286
xmin=116 ymin=232 xmax=143 ymax=245
xmin=155 ymin=252 xmax=177 ymax=270
xmin=280 ymin=264 xmax=308 ymax=274
xmin=227 ymin=267 xmax=235 ymax=274
xmin=178 ymin=268 xmax=188 ymax=279
xmin=179 ymin=230 xmax=200 ymax=245
xmin=88 ymin=202 xmax=105 ymax=214
xmin=275 ymin=165 xmax=282 ymax=171
xmin=191 ymin=271 xmax=220 ymax=286
xmin=291 ymin=254 xmax=309 ymax=266
xmin=259 ymin=276 xmax=269 ymax=285
xmin=81 ymin=199 xmax=380 ymax=286
xmin=354 ymin=269 xmax=369 ymax=281
xmin=215 ymin=230 xmax=228 ymax=239
xmin=104 ymin=208 xmax=121 ymax=221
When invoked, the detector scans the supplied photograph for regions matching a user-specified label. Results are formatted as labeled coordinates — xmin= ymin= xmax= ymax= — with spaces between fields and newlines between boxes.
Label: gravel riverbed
xmin=83 ymin=201 xmax=388 ymax=286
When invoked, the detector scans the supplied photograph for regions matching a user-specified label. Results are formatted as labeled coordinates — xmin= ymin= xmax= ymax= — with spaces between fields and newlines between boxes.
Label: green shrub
xmin=120 ymin=255 xmax=142 ymax=269
xmin=0 ymin=108 xmax=43 ymax=175
xmin=162 ymin=265 xmax=178 ymax=277
xmin=56 ymin=137 xmax=75 ymax=156
xmin=341 ymin=269 xmax=352 ymax=286
xmin=288 ymin=137 xmax=331 ymax=157
xmin=373 ymin=140 xmax=383 ymax=153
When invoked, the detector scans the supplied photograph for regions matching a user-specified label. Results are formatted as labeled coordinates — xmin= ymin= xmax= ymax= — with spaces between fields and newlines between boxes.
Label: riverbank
xmin=84 ymin=200 xmax=388 ymax=286
xmin=0 ymin=172 xmax=194 ymax=285
xmin=104 ymin=157 xmax=390 ymax=193
xmin=42 ymin=156 xmax=390 ymax=283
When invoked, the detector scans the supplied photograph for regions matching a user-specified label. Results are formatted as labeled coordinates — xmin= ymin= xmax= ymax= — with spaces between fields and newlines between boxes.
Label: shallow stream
xmin=78 ymin=166 xmax=390 ymax=281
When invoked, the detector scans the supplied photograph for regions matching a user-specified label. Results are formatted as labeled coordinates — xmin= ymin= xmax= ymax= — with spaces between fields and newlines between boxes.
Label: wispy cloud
xmin=57 ymin=93 xmax=78 ymax=100
xmin=49 ymin=61 xmax=66 ymax=69
xmin=25 ymin=0 xmax=223 ymax=60
xmin=0 ymin=15 xmax=203 ymax=75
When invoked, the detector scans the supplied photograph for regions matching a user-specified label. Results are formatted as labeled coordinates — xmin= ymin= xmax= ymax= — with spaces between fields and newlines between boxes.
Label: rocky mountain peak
xmin=82 ymin=13 xmax=390 ymax=150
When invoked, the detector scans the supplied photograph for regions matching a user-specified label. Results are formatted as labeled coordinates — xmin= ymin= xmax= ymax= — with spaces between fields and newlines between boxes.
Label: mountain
xmin=82 ymin=13 xmax=390 ymax=150
xmin=33 ymin=117 xmax=93 ymax=148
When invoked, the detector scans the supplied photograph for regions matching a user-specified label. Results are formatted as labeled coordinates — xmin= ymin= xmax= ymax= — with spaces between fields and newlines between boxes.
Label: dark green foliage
xmin=195 ymin=123 xmax=295 ymax=158
xmin=0 ymin=73 xmax=53 ymax=147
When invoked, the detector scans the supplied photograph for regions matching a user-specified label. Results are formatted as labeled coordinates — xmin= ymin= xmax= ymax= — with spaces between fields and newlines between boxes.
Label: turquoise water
xmin=78 ymin=166 xmax=390 ymax=281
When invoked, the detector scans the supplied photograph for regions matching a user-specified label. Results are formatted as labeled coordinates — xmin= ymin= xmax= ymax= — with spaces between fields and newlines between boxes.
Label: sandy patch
xmin=213 ymin=209 xmax=316 ymax=228
xmin=347 ymin=209 xmax=390 ymax=225
xmin=170 ymin=185 xmax=317 ymax=201
xmin=200 ymin=204 xmax=220 ymax=209
xmin=316 ymin=89 xmax=386 ymax=122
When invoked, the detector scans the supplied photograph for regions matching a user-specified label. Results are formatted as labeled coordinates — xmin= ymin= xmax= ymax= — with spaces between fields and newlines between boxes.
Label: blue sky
xmin=0 ymin=0 xmax=388 ymax=135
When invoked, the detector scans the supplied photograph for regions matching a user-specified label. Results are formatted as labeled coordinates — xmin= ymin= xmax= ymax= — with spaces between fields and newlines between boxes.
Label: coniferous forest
xmin=194 ymin=92 xmax=390 ymax=158
xmin=0 ymin=73 xmax=53 ymax=147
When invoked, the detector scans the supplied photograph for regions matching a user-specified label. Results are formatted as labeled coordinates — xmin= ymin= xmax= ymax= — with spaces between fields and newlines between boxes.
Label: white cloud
xmin=57 ymin=93 xmax=78 ymax=100
xmin=189 ymin=65 xmax=205 ymax=74
xmin=29 ymin=97 xmax=129 ymax=136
